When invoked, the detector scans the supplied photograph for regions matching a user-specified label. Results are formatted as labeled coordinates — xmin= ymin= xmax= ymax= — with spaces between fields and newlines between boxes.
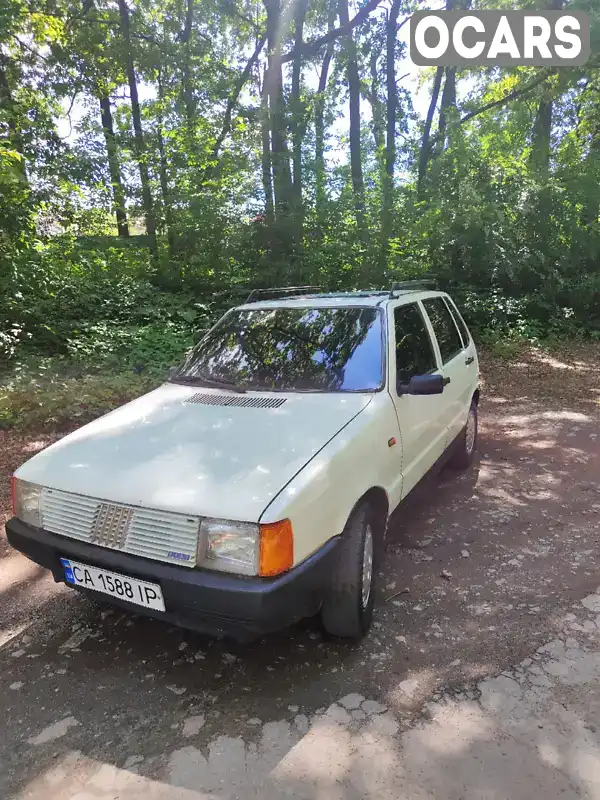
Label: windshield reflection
xmin=174 ymin=306 xmax=384 ymax=392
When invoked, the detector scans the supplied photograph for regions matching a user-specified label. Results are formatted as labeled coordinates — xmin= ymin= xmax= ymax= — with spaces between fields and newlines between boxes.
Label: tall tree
xmin=99 ymin=95 xmax=130 ymax=237
xmin=381 ymin=0 xmax=402 ymax=267
xmin=78 ymin=0 xmax=129 ymax=236
xmin=529 ymin=0 xmax=563 ymax=179
xmin=290 ymin=0 xmax=309 ymax=235
xmin=180 ymin=0 xmax=196 ymax=134
xmin=417 ymin=66 xmax=443 ymax=198
xmin=118 ymin=0 xmax=157 ymax=255
xmin=367 ymin=45 xmax=385 ymax=154
xmin=338 ymin=0 xmax=365 ymax=231
xmin=314 ymin=3 xmax=336 ymax=237
xmin=263 ymin=0 xmax=293 ymax=238
xmin=530 ymin=89 xmax=553 ymax=178
xmin=437 ymin=67 xmax=456 ymax=151
xmin=156 ymin=67 xmax=175 ymax=257
xmin=260 ymin=69 xmax=275 ymax=226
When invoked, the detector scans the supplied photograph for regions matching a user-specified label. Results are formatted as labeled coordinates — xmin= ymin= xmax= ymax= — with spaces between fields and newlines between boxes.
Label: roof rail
xmin=389 ymin=279 xmax=437 ymax=298
xmin=245 ymin=285 xmax=322 ymax=303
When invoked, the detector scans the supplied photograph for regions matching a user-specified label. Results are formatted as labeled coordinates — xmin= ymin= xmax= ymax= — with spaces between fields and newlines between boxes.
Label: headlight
xmin=198 ymin=518 xmax=294 ymax=577
xmin=199 ymin=519 xmax=260 ymax=575
xmin=12 ymin=478 xmax=42 ymax=527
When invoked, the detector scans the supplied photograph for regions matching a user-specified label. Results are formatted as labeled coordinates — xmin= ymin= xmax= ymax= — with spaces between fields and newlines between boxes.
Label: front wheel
xmin=320 ymin=503 xmax=377 ymax=639
xmin=449 ymin=399 xmax=478 ymax=470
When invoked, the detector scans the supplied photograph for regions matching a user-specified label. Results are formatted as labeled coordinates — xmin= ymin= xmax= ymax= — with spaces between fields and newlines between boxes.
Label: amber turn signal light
xmin=259 ymin=519 xmax=294 ymax=577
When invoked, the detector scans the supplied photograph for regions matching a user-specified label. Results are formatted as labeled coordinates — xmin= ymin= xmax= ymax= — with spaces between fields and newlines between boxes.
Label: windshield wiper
xmin=169 ymin=372 xmax=247 ymax=393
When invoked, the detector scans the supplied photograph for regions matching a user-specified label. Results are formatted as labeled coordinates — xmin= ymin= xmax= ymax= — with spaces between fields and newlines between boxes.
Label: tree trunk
xmin=156 ymin=125 xmax=175 ymax=257
xmin=338 ymin=0 xmax=365 ymax=230
xmin=315 ymin=4 xmax=336 ymax=237
xmin=530 ymin=0 xmax=562 ymax=179
xmin=418 ymin=0 xmax=462 ymax=195
xmin=368 ymin=49 xmax=385 ymax=154
xmin=530 ymin=95 xmax=553 ymax=178
xmin=417 ymin=66 xmax=443 ymax=198
xmin=207 ymin=31 xmax=267 ymax=168
xmin=83 ymin=0 xmax=127 ymax=237
xmin=181 ymin=0 xmax=196 ymax=133
xmin=582 ymin=109 xmax=600 ymax=227
xmin=260 ymin=72 xmax=275 ymax=226
xmin=381 ymin=0 xmax=401 ymax=271
xmin=437 ymin=67 xmax=456 ymax=151
xmin=118 ymin=0 xmax=157 ymax=256
xmin=263 ymin=0 xmax=293 ymax=251
xmin=156 ymin=70 xmax=175 ymax=259
xmin=99 ymin=95 xmax=129 ymax=238
xmin=290 ymin=0 xmax=309 ymax=239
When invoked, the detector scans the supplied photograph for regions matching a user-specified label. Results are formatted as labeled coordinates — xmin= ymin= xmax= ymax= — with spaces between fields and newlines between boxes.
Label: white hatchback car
xmin=8 ymin=282 xmax=479 ymax=640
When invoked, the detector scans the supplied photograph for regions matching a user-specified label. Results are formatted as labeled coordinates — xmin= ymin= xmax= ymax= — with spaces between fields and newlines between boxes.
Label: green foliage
xmin=65 ymin=321 xmax=193 ymax=375
xmin=1 ymin=0 xmax=600 ymax=430
xmin=0 ymin=371 xmax=158 ymax=430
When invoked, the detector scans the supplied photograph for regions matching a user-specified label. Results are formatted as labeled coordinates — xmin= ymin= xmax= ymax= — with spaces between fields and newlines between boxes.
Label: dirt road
xmin=1 ymin=345 xmax=599 ymax=798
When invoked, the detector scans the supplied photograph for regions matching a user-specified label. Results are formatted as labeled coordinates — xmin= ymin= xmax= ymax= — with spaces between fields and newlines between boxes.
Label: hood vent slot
xmin=186 ymin=392 xmax=286 ymax=409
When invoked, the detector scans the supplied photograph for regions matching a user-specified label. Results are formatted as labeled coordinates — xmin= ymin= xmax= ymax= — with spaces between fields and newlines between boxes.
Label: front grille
xmin=40 ymin=488 xmax=199 ymax=567
xmin=186 ymin=392 xmax=286 ymax=409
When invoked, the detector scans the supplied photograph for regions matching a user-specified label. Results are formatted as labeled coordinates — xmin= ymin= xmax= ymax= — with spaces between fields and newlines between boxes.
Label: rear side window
xmin=394 ymin=303 xmax=437 ymax=386
xmin=422 ymin=297 xmax=464 ymax=364
xmin=444 ymin=297 xmax=470 ymax=346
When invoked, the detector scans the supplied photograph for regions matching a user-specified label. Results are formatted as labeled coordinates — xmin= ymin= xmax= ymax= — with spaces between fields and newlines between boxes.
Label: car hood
xmin=16 ymin=383 xmax=372 ymax=522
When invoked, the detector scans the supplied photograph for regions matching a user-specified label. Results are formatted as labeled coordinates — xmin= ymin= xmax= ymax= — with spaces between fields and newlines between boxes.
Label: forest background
xmin=1 ymin=0 xmax=599 ymax=427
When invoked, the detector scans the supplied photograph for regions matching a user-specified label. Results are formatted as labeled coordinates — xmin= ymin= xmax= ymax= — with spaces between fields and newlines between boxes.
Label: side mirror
xmin=399 ymin=374 xmax=446 ymax=395
xmin=168 ymin=366 xmax=178 ymax=380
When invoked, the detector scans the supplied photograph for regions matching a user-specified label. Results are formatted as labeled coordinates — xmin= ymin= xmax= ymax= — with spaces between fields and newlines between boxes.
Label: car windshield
xmin=173 ymin=306 xmax=384 ymax=392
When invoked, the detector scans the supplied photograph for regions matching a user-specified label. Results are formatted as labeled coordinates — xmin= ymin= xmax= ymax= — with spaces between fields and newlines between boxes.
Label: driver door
xmin=388 ymin=300 xmax=448 ymax=499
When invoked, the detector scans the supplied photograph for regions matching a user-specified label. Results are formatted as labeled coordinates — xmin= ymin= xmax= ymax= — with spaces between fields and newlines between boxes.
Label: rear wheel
xmin=449 ymin=399 xmax=478 ymax=470
xmin=321 ymin=503 xmax=378 ymax=639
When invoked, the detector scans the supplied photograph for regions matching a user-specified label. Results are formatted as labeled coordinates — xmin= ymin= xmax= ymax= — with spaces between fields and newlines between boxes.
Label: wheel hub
xmin=361 ymin=525 xmax=374 ymax=608
xmin=466 ymin=407 xmax=476 ymax=454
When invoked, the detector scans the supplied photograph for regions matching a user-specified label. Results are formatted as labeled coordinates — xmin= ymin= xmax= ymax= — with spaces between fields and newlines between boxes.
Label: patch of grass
xmin=0 ymin=321 xmax=193 ymax=431
xmin=0 ymin=371 xmax=160 ymax=431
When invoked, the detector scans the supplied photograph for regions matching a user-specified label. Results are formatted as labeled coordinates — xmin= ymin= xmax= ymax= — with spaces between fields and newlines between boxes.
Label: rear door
xmin=444 ymin=295 xmax=479 ymax=390
xmin=420 ymin=295 xmax=472 ymax=447
xmin=388 ymin=300 xmax=448 ymax=498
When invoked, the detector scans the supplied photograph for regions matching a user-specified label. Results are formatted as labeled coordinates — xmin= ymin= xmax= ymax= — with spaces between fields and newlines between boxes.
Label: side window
xmin=444 ymin=297 xmax=470 ymax=347
xmin=422 ymin=297 xmax=464 ymax=364
xmin=394 ymin=303 xmax=437 ymax=386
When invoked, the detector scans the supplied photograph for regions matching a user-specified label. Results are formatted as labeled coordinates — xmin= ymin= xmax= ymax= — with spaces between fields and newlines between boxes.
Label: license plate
xmin=60 ymin=558 xmax=165 ymax=611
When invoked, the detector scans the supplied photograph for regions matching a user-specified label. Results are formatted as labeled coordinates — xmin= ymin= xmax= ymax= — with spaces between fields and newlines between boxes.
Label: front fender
xmin=259 ymin=392 xmax=403 ymax=565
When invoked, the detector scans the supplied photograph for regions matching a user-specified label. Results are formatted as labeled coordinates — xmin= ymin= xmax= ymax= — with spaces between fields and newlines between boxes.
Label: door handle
xmin=465 ymin=356 xmax=474 ymax=365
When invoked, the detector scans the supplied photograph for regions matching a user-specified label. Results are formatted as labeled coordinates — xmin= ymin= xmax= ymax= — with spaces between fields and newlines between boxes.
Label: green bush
xmin=0 ymin=371 xmax=159 ymax=430
xmin=1 ymin=236 xmax=212 ymax=363
xmin=65 ymin=322 xmax=193 ymax=375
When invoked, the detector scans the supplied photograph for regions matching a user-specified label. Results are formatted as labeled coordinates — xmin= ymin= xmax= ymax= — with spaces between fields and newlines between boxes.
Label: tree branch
xmin=221 ymin=4 xmax=262 ymax=33
xmin=457 ymin=55 xmax=599 ymax=129
xmin=280 ymin=0 xmax=405 ymax=64
xmin=458 ymin=73 xmax=550 ymax=126
xmin=205 ymin=30 xmax=268 ymax=169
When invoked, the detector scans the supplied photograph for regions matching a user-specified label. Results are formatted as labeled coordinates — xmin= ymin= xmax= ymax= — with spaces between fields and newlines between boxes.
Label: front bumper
xmin=5 ymin=518 xmax=340 ymax=641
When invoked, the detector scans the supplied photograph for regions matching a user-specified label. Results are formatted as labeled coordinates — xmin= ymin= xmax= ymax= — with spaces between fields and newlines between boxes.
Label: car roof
xmin=236 ymin=290 xmax=448 ymax=311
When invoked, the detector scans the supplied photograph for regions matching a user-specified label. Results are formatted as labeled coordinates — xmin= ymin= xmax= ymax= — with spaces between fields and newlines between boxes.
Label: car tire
xmin=449 ymin=399 xmax=478 ymax=470
xmin=320 ymin=503 xmax=377 ymax=639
